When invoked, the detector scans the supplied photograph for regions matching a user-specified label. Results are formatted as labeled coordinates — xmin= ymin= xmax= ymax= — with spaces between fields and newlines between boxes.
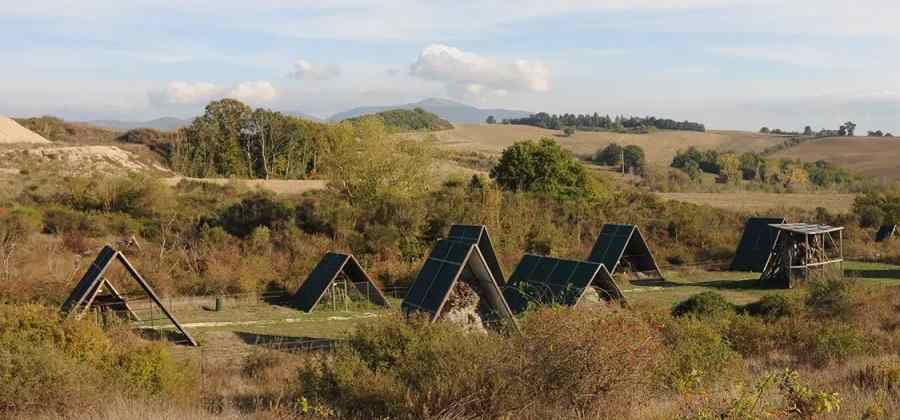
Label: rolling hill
xmin=329 ymin=98 xmax=531 ymax=123
xmin=409 ymin=123 xmax=783 ymax=164
xmin=772 ymin=136 xmax=900 ymax=181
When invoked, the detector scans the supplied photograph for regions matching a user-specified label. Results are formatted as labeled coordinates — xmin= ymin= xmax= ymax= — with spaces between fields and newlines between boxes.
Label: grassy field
xmin=413 ymin=124 xmax=782 ymax=163
xmin=167 ymin=261 xmax=898 ymax=355
xmin=772 ymin=136 xmax=900 ymax=181
xmin=657 ymin=192 xmax=857 ymax=213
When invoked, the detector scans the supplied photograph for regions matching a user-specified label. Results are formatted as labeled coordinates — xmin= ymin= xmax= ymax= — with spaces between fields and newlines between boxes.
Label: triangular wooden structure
xmin=290 ymin=252 xmax=389 ymax=312
xmin=402 ymin=239 xmax=516 ymax=330
xmin=876 ymin=225 xmax=896 ymax=242
xmin=503 ymin=254 xmax=626 ymax=314
xmin=730 ymin=217 xmax=786 ymax=272
xmin=61 ymin=245 xmax=197 ymax=346
xmin=587 ymin=224 xmax=664 ymax=280
xmin=447 ymin=224 xmax=505 ymax=285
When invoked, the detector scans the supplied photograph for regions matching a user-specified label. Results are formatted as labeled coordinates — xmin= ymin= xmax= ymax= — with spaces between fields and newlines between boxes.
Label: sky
xmin=3 ymin=0 xmax=900 ymax=132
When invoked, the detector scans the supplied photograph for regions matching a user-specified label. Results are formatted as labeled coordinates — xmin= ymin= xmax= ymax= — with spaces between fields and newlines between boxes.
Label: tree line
xmin=497 ymin=112 xmax=705 ymax=133
xmin=670 ymin=146 xmax=854 ymax=189
xmin=760 ymin=121 xmax=893 ymax=138
xmin=172 ymin=99 xmax=323 ymax=179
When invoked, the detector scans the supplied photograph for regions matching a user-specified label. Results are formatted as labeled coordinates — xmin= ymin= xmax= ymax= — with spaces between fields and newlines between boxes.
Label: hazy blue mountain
xmin=86 ymin=117 xmax=189 ymax=132
xmin=328 ymin=98 xmax=532 ymax=123
xmin=283 ymin=111 xmax=323 ymax=122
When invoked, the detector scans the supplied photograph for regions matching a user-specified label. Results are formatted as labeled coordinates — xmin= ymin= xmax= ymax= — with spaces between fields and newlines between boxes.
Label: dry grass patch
xmin=656 ymin=192 xmax=857 ymax=213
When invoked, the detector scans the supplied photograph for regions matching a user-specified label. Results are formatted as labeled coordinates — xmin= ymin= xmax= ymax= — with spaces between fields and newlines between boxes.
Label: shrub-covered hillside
xmin=345 ymin=107 xmax=453 ymax=131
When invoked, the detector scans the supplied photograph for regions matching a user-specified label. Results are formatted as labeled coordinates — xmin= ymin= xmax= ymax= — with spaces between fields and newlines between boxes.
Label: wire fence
xmin=87 ymin=249 xmax=896 ymax=354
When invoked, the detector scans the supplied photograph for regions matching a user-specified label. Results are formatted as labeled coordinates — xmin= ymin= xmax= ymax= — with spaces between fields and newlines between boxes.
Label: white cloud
xmin=410 ymin=44 xmax=550 ymax=98
xmin=228 ymin=81 xmax=278 ymax=103
xmin=148 ymin=81 xmax=220 ymax=105
xmin=148 ymin=80 xmax=278 ymax=109
xmin=287 ymin=59 xmax=341 ymax=81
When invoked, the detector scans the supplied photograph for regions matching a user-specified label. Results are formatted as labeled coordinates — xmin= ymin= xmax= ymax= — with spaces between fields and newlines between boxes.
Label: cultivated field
xmin=414 ymin=124 xmax=783 ymax=163
xmin=657 ymin=192 xmax=857 ymax=213
xmin=772 ymin=136 xmax=900 ymax=181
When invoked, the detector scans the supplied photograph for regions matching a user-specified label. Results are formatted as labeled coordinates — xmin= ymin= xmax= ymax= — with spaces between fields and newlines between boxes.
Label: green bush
xmin=805 ymin=277 xmax=857 ymax=320
xmin=743 ymin=294 xmax=796 ymax=320
xmin=663 ymin=317 xmax=744 ymax=392
xmin=0 ymin=304 xmax=197 ymax=416
xmin=215 ymin=193 xmax=294 ymax=238
xmin=800 ymin=323 xmax=867 ymax=368
xmin=490 ymin=138 xmax=599 ymax=199
xmin=672 ymin=292 xmax=736 ymax=319
xmin=298 ymin=315 xmax=504 ymax=418
xmin=116 ymin=341 xmax=196 ymax=399
xmin=298 ymin=309 xmax=667 ymax=419
xmin=724 ymin=314 xmax=775 ymax=357
xmin=42 ymin=205 xmax=105 ymax=236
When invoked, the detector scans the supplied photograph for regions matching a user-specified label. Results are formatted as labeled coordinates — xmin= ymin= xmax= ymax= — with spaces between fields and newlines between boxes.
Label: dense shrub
xmin=775 ymin=315 xmax=868 ymax=368
xmin=724 ymin=314 xmax=775 ymax=357
xmin=515 ymin=308 xmax=667 ymax=414
xmin=672 ymin=292 xmax=736 ymax=319
xmin=0 ymin=304 xmax=197 ymax=416
xmin=662 ymin=317 xmax=744 ymax=392
xmin=805 ymin=277 xmax=857 ymax=320
xmin=297 ymin=315 xmax=506 ymax=418
xmin=743 ymin=294 xmax=796 ymax=320
xmin=298 ymin=308 xmax=666 ymax=419
xmin=215 ymin=193 xmax=294 ymax=238
xmin=798 ymin=323 xmax=868 ymax=368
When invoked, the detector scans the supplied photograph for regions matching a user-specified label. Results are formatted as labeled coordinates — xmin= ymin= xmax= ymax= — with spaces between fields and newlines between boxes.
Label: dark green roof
xmin=291 ymin=252 xmax=388 ymax=312
xmin=503 ymin=254 xmax=625 ymax=314
xmin=730 ymin=217 xmax=785 ymax=272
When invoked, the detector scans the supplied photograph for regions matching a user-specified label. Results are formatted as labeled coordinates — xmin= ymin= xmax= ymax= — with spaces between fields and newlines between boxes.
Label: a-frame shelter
xmin=447 ymin=224 xmax=505 ymax=285
xmin=587 ymin=224 xmax=664 ymax=280
xmin=876 ymin=225 xmax=896 ymax=242
xmin=502 ymin=254 xmax=626 ymax=314
xmin=290 ymin=252 xmax=389 ymax=312
xmin=402 ymin=239 xmax=516 ymax=330
xmin=61 ymin=245 xmax=197 ymax=346
xmin=730 ymin=217 xmax=786 ymax=272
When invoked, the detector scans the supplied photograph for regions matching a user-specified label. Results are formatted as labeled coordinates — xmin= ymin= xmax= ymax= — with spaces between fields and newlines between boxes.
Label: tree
xmin=738 ymin=152 xmax=763 ymax=181
xmin=717 ymin=153 xmax=741 ymax=183
xmin=841 ymin=121 xmax=856 ymax=136
xmin=173 ymin=99 xmax=319 ymax=179
xmin=760 ymin=127 xmax=770 ymax=134
xmin=594 ymin=143 xmax=624 ymax=167
xmin=318 ymin=117 xmax=436 ymax=213
xmin=563 ymin=127 xmax=575 ymax=137
xmin=486 ymin=115 xmax=496 ymax=124
xmin=623 ymin=145 xmax=646 ymax=175
xmin=803 ymin=126 xmax=813 ymax=136
xmin=490 ymin=138 xmax=596 ymax=199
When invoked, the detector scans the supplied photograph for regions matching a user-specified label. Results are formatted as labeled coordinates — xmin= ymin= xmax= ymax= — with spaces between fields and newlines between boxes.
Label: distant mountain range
xmin=81 ymin=98 xmax=531 ymax=131
xmin=327 ymin=98 xmax=532 ymax=123
xmin=86 ymin=117 xmax=190 ymax=131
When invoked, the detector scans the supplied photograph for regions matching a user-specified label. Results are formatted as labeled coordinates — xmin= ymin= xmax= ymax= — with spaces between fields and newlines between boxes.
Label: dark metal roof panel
xmin=730 ymin=217 xmax=785 ymax=272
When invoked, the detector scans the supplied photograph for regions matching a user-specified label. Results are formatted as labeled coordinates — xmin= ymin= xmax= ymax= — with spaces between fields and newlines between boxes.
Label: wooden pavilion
xmin=759 ymin=223 xmax=844 ymax=289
